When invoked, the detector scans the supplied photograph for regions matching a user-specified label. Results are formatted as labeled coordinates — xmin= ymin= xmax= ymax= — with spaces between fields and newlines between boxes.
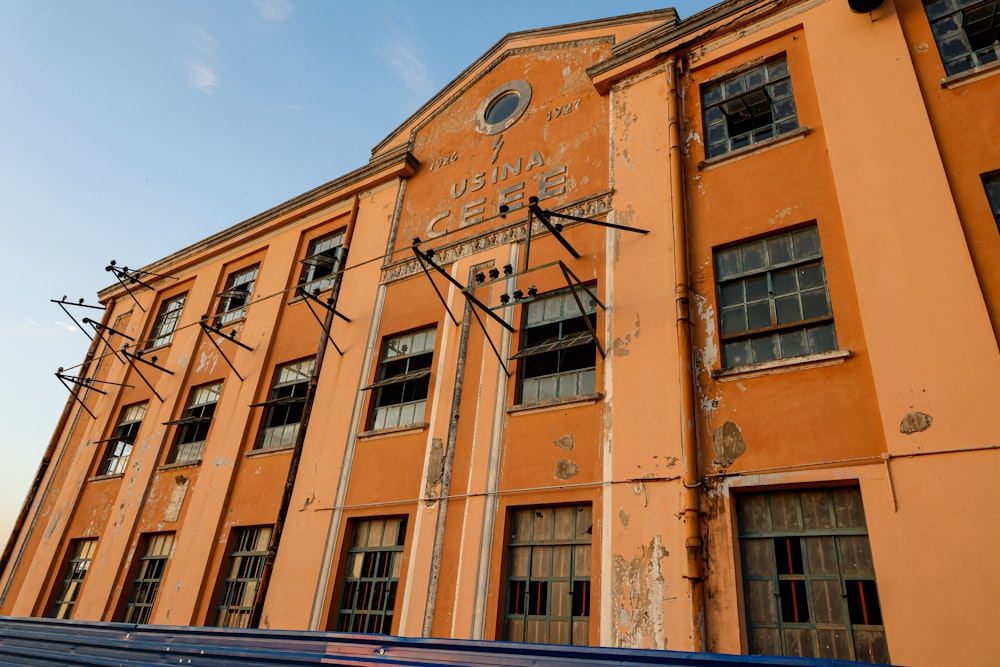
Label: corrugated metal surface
xmin=0 ymin=617 xmax=890 ymax=666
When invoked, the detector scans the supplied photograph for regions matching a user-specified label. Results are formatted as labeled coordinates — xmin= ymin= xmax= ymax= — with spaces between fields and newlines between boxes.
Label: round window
xmin=476 ymin=80 xmax=532 ymax=135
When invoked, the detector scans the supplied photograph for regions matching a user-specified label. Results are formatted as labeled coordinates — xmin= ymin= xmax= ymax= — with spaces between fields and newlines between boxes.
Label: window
xmin=49 ymin=538 xmax=98 ymax=619
xmin=214 ymin=526 xmax=272 ymax=628
xmin=214 ymin=265 xmax=259 ymax=327
xmin=122 ymin=533 xmax=174 ymax=624
xmin=167 ymin=382 xmax=222 ymax=464
xmin=715 ymin=225 xmax=837 ymax=368
xmin=96 ymin=402 xmax=147 ymax=476
xmin=983 ymin=171 xmax=1000 ymax=231
xmin=513 ymin=289 xmax=597 ymax=403
xmin=738 ymin=488 xmax=889 ymax=663
xmin=299 ymin=230 xmax=345 ymax=295
xmin=702 ymin=56 xmax=799 ymax=159
xmin=145 ymin=293 xmax=186 ymax=349
xmin=334 ymin=517 xmax=406 ymax=634
xmin=255 ymin=358 xmax=314 ymax=450
xmin=366 ymin=328 xmax=436 ymax=430
xmin=503 ymin=505 xmax=592 ymax=645
xmin=924 ymin=0 xmax=1000 ymax=76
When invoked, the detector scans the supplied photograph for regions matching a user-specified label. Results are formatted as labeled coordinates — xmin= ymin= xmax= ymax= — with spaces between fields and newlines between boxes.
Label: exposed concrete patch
xmin=212 ymin=457 xmax=232 ymax=467
xmin=164 ymin=476 xmax=190 ymax=523
xmin=553 ymin=434 xmax=575 ymax=451
xmin=611 ymin=314 xmax=641 ymax=357
xmin=299 ymin=493 xmax=316 ymax=511
xmin=423 ymin=438 xmax=445 ymax=504
xmin=611 ymin=536 xmax=669 ymax=649
xmin=619 ymin=508 xmax=630 ymax=528
xmin=554 ymin=459 xmax=579 ymax=480
xmin=915 ymin=42 xmax=929 ymax=52
xmin=712 ymin=421 xmax=747 ymax=468
xmin=900 ymin=411 xmax=933 ymax=434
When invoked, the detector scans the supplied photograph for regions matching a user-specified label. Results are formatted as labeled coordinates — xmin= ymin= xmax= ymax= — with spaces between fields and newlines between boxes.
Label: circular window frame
xmin=475 ymin=80 xmax=532 ymax=136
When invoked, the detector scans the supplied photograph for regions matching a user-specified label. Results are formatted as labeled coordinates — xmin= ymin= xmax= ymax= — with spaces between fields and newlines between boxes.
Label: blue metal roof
xmin=0 ymin=617 xmax=893 ymax=666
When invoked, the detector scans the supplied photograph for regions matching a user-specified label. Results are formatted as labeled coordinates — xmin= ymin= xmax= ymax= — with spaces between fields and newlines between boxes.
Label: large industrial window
xmin=334 ymin=517 xmax=407 ymax=634
xmin=145 ymin=293 xmax=186 ymax=349
xmin=96 ymin=402 xmax=147 ymax=476
xmin=49 ymin=538 xmax=98 ymax=619
xmin=214 ymin=525 xmax=272 ymax=628
xmin=983 ymin=171 xmax=1000 ymax=231
xmin=738 ymin=487 xmax=889 ymax=663
xmin=299 ymin=230 xmax=345 ymax=295
xmin=715 ymin=225 xmax=837 ymax=368
xmin=255 ymin=358 xmax=314 ymax=450
xmin=513 ymin=288 xmax=597 ymax=403
xmin=214 ymin=264 xmax=259 ymax=327
xmin=167 ymin=381 xmax=222 ymax=465
xmin=924 ymin=0 xmax=1000 ymax=76
xmin=366 ymin=328 xmax=436 ymax=430
xmin=121 ymin=533 xmax=174 ymax=624
xmin=702 ymin=56 xmax=799 ymax=159
xmin=503 ymin=504 xmax=592 ymax=646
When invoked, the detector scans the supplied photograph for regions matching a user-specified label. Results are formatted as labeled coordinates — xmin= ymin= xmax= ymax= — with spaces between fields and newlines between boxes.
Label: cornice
xmin=97 ymin=146 xmax=418 ymax=301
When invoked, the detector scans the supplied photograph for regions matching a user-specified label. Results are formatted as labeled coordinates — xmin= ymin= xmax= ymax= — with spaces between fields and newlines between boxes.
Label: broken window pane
xmin=367 ymin=328 xmax=436 ymax=430
xmin=923 ymin=0 xmax=1000 ymax=75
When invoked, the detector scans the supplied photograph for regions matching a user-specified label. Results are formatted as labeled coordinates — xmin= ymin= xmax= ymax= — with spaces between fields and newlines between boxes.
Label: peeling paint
xmin=211 ymin=457 xmax=232 ymax=467
xmin=618 ymin=508 xmax=630 ymax=528
xmin=552 ymin=434 xmax=575 ymax=450
xmin=611 ymin=536 xmax=669 ymax=649
xmin=915 ymin=42 xmax=929 ymax=53
xmin=299 ymin=494 xmax=316 ymax=511
xmin=195 ymin=344 xmax=220 ymax=374
xmin=611 ymin=314 xmax=641 ymax=357
xmin=554 ymin=459 xmax=579 ymax=480
xmin=900 ymin=411 xmax=932 ymax=434
xmin=423 ymin=438 xmax=445 ymax=504
xmin=712 ymin=421 xmax=747 ymax=468
xmin=768 ymin=206 xmax=793 ymax=226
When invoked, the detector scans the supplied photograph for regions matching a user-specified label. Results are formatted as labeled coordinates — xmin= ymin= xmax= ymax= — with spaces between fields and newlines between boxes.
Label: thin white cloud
xmin=249 ymin=0 xmax=292 ymax=22
xmin=188 ymin=60 xmax=218 ymax=93
xmin=376 ymin=7 xmax=435 ymax=99
xmin=186 ymin=25 xmax=218 ymax=57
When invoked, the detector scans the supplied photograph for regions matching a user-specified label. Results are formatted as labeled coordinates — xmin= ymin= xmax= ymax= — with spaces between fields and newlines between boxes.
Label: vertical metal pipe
xmin=667 ymin=57 xmax=705 ymax=651
xmin=248 ymin=195 xmax=360 ymax=628
xmin=421 ymin=266 xmax=474 ymax=637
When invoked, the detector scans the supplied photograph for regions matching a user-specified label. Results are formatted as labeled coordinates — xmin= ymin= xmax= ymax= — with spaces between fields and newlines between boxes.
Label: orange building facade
xmin=2 ymin=1 xmax=999 ymax=665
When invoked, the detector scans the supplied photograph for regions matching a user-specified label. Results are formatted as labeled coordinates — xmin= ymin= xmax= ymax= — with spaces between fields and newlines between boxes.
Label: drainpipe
xmin=667 ymin=57 xmax=705 ymax=651
xmin=421 ymin=267 xmax=474 ymax=637
xmin=249 ymin=195 xmax=360 ymax=629
xmin=0 ymin=296 xmax=116 ymax=607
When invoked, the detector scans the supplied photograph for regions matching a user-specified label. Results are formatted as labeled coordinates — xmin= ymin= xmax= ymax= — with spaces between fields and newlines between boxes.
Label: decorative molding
xmin=379 ymin=192 xmax=614 ymax=285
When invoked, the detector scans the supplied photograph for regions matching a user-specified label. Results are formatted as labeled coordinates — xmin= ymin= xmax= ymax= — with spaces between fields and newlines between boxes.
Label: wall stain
xmin=619 ymin=508 xmax=630 ymax=528
xmin=712 ymin=421 xmax=746 ymax=469
xmin=611 ymin=536 xmax=669 ymax=649
xmin=612 ymin=314 xmax=641 ymax=357
xmin=900 ymin=411 xmax=933 ymax=434
xmin=554 ymin=459 xmax=579 ymax=480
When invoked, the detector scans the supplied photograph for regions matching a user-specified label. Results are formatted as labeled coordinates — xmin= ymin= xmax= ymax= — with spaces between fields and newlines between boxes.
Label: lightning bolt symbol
xmin=491 ymin=134 xmax=504 ymax=165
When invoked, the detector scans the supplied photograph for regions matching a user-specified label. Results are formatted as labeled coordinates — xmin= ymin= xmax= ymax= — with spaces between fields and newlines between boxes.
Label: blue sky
xmin=0 ymin=0 xmax=714 ymax=550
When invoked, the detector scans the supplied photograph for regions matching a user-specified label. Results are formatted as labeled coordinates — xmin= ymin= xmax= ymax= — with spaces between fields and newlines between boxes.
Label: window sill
xmin=143 ymin=342 xmax=173 ymax=354
xmin=88 ymin=473 xmax=124 ymax=482
xmin=158 ymin=460 xmax=202 ymax=471
xmin=286 ymin=286 xmax=332 ymax=306
xmin=246 ymin=445 xmax=294 ymax=458
xmin=507 ymin=392 xmax=603 ymax=416
xmin=357 ymin=422 xmax=430 ymax=441
xmin=698 ymin=127 xmax=810 ymax=171
xmin=712 ymin=349 xmax=850 ymax=381
xmin=941 ymin=60 xmax=1000 ymax=89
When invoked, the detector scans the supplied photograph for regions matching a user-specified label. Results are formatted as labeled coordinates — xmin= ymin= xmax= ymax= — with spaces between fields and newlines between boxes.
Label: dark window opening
xmin=146 ymin=293 xmax=186 ymax=349
xmin=256 ymin=358 xmax=314 ymax=450
xmin=168 ymin=382 xmax=221 ymax=464
xmin=214 ymin=526 xmax=271 ymax=628
xmin=215 ymin=265 xmax=258 ymax=327
xmin=122 ymin=533 xmax=174 ymax=624
xmin=924 ymin=0 xmax=1000 ymax=75
xmin=847 ymin=579 xmax=883 ymax=626
xmin=49 ymin=538 xmax=98 ymax=619
xmin=366 ymin=329 xmax=436 ymax=430
xmin=334 ymin=517 xmax=406 ymax=635
xmin=299 ymin=230 xmax=344 ymax=295
xmin=97 ymin=402 xmax=147 ymax=476
xmin=982 ymin=171 xmax=1000 ymax=232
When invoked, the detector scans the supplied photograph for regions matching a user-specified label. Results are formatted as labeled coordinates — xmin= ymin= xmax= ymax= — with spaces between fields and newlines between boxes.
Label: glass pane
xmin=807 ymin=323 xmax=837 ymax=353
xmin=817 ymin=629 xmax=852 ymax=661
xmin=800 ymin=490 xmax=833 ymax=530
xmin=723 ymin=339 xmax=751 ymax=367
xmin=769 ymin=493 xmax=801 ymax=531
xmin=741 ymin=241 xmax=767 ymax=272
xmin=747 ymin=579 xmax=777 ymax=622
xmin=550 ymin=581 xmax=570 ymax=619
xmin=739 ymin=493 xmax=770 ymax=533
xmin=792 ymin=227 xmax=821 ymax=259
xmin=853 ymin=629 xmax=891 ymax=664
xmin=750 ymin=335 xmax=778 ymax=363
xmin=833 ymin=487 xmax=866 ymax=528
xmin=801 ymin=289 xmax=831 ymax=320
xmin=810 ymin=579 xmax=845 ymax=624
xmin=747 ymin=301 xmax=772 ymax=330
xmin=716 ymin=247 xmax=742 ymax=279
xmin=573 ymin=545 xmax=591 ymax=576
xmin=742 ymin=539 xmax=775 ymax=577
xmin=805 ymin=537 xmax=839 ymax=575
xmin=552 ymin=546 xmax=571 ymax=577
xmin=572 ymin=619 xmax=589 ymax=646
xmin=509 ymin=546 xmax=530 ymax=577
xmin=750 ymin=627 xmax=781 ymax=656
xmin=783 ymin=627 xmax=817 ymax=658
xmin=745 ymin=275 xmax=768 ymax=301
xmin=777 ymin=329 xmax=807 ymax=358
xmin=839 ymin=536 xmax=875 ymax=577
xmin=771 ymin=267 xmax=798 ymax=296
xmin=774 ymin=295 xmax=802 ymax=326
xmin=719 ymin=281 xmax=744 ymax=308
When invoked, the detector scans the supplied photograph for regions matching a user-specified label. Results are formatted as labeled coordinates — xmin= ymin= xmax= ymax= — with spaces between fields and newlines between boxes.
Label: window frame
xmin=502 ymin=504 xmax=593 ymax=646
xmin=96 ymin=402 xmax=148 ymax=476
xmin=121 ymin=532 xmax=174 ymax=624
xmin=923 ymin=0 xmax=1000 ymax=76
xmin=702 ymin=55 xmax=800 ymax=160
xmin=333 ymin=517 xmax=407 ymax=634
xmin=737 ymin=487 xmax=889 ymax=663
xmin=49 ymin=538 xmax=98 ymax=619
xmin=254 ymin=357 xmax=315 ymax=450
xmin=214 ymin=264 xmax=259 ymax=327
xmin=714 ymin=225 xmax=838 ymax=369
xmin=166 ymin=381 xmax=222 ymax=465
xmin=213 ymin=525 xmax=272 ymax=628
xmin=982 ymin=170 xmax=1000 ymax=232
xmin=145 ymin=293 xmax=187 ymax=350
xmin=298 ymin=229 xmax=345 ymax=296
xmin=513 ymin=287 xmax=599 ymax=404
xmin=364 ymin=327 xmax=437 ymax=431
